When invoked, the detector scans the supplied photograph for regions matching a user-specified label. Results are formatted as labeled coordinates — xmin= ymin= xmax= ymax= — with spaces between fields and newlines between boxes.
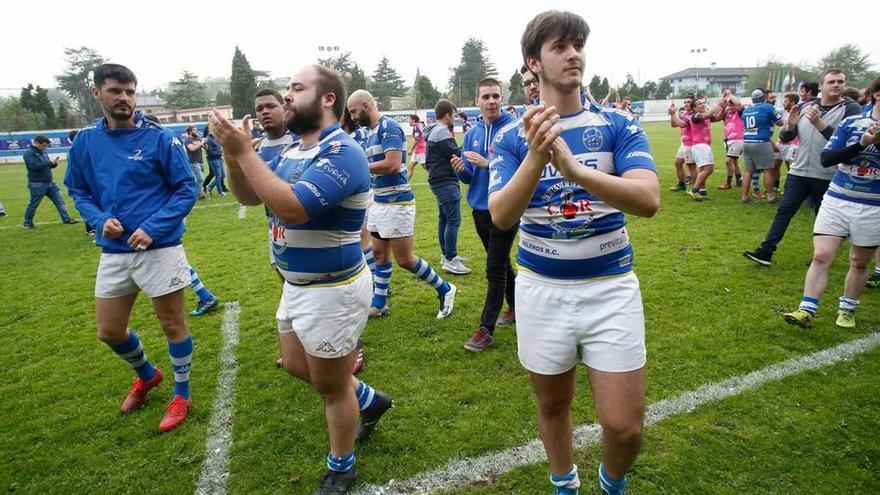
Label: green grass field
xmin=0 ymin=121 xmax=877 ymax=494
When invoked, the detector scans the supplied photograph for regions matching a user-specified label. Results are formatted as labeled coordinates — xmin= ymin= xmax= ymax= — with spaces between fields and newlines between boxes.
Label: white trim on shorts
xmin=276 ymin=266 xmax=372 ymax=358
xmin=514 ymin=270 xmax=647 ymax=375
xmin=95 ymin=245 xmax=190 ymax=298
xmin=813 ymin=194 xmax=880 ymax=247
xmin=412 ymin=152 xmax=426 ymax=164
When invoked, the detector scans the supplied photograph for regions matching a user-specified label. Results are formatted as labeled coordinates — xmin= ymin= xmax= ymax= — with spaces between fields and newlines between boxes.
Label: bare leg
xmin=802 ymin=235 xmax=846 ymax=300
xmin=588 ymin=366 xmax=646 ymax=479
xmin=96 ymin=293 xmax=139 ymax=345
xmin=529 ymin=368 xmax=577 ymax=476
xmin=843 ymin=245 xmax=878 ymax=300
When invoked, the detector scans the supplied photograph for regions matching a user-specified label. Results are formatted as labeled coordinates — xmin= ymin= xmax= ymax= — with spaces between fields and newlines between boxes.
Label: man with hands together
xmin=487 ymin=10 xmax=659 ymax=495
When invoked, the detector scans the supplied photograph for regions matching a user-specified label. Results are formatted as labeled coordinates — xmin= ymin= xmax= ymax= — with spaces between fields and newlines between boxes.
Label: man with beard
xmin=64 ymin=64 xmax=198 ymax=432
xmin=347 ymin=89 xmax=457 ymax=320
xmin=452 ymin=78 xmax=518 ymax=352
xmin=209 ymin=65 xmax=392 ymax=494
xmin=488 ymin=11 xmax=659 ymax=495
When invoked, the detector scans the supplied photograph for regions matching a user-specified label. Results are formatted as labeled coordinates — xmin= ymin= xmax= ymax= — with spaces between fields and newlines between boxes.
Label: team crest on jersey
xmin=128 ymin=149 xmax=145 ymax=161
xmin=583 ymin=128 xmax=603 ymax=152
xmin=541 ymin=182 xmax=595 ymax=239
xmin=472 ymin=139 xmax=479 ymax=148
xmin=328 ymin=141 xmax=343 ymax=154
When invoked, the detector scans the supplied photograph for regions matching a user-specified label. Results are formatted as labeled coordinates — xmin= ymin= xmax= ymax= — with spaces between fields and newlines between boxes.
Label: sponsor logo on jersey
xmin=541 ymin=181 xmax=595 ymax=239
xmin=128 ymin=149 xmax=144 ymax=161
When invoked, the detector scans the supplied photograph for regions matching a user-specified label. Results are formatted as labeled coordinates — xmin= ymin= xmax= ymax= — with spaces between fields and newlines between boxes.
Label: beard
xmin=356 ymin=113 xmax=371 ymax=127
xmin=106 ymin=102 xmax=133 ymax=121
xmin=284 ymin=97 xmax=322 ymax=135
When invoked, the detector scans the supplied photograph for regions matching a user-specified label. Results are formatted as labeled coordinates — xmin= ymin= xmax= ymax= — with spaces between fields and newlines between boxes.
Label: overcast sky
xmin=2 ymin=0 xmax=875 ymax=97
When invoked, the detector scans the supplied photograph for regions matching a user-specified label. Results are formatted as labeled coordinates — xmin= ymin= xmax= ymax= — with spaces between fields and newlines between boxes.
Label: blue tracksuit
xmin=64 ymin=112 xmax=197 ymax=253
xmin=456 ymin=111 xmax=517 ymax=211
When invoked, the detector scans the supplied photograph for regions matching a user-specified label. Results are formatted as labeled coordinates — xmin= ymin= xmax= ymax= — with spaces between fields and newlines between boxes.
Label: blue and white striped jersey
xmin=365 ymin=115 xmax=412 ymax=204
xmin=266 ymin=124 xmax=371 ymax=285
xmin=256 ymin=131 xmax=298 ymax=163
xmin=488 ymin=105 xmax=656 ymax=280
xmin=823 ymin=109 xmax=880 ymax=206
xmin=350 ymin=127 xmax=369 ymax=150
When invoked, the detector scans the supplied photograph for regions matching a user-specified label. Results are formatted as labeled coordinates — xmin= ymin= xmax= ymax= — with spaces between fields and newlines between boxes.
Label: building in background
xmin=660 ymin=67 xmax=759 ymax=96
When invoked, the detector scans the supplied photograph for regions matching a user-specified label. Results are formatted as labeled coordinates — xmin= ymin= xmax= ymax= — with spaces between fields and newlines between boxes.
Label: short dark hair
xmin=312 ymin=65 xmax=346 ymax=120
xmin=475 ymin=78 xmax=502 ymax=97
xmin=842 ymin=87 xmax=860 ymax=100
xmin=255 ymin=88 xmax=283 ymax=104
xmin=820 ymin=68 xmax=844 ymax=85
xmin=34 ymin=135 xmax=50 ymax=145
xmin=409 ymin=114 xmax=420 ymax=123
xmin=870 ymin=77 xmax=880 ymax=104
xmin=800 ymin=82 xmax=819 ymax=97
xmin=68 ymin=129 xmax=78 ymax=142
xmin=434 ymin=99 xmax=456 ymax=121
xmin=520 ymin=10 xmax=589 ymax=63
xmin=93 ymin=63 xmax=137 ymax=88
xmin=783 ymin=93 xmax=798 ymax=105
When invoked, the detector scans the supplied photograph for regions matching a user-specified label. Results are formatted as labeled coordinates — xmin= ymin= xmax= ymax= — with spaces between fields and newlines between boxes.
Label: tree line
xmin=0 ymin=42 xmax=875 ymax=132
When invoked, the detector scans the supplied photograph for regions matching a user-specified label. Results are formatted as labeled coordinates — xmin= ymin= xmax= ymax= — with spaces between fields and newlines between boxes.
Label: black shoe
xmin=356 ymin=390 xmax=393 ymax=442
xmin=63 ymin=218 xmax=79 ymax=225
xmin=0 ymin=211 xmax=6 ymax=217
xmin=743 ymin=249 xmax=771 ymax=266
xmin=22 ymin=223 xmax=35 ymax=230
xmin=313 ymin=467 xmax=357 ymax=495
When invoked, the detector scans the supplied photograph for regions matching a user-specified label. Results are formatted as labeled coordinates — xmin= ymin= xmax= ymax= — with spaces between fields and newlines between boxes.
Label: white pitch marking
xmin=237 ymin=205 xmax=246 ymax=220
xmin=194 ymin=302 xmax=241 ymax=495
xmin=0 ymin=201 xmax=239 ymax=230
xmin=353 ymin=332 xmax=880 ymax=495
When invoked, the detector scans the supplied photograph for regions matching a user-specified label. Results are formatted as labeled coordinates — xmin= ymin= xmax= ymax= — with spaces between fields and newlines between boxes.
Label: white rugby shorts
xmin=674 ymin=145 xmax=693 ymax=163
xmin=725 ymin=140 xmax=743 ymax=158
xmin=515 ymin=270 xmax=647 ymax=375
xmin=95 ymin=245 xmax=190 ymax=298
xmin=691 ymin=143 xmax=714 ymax=167
xmin=367 ymin=202 xmax=415 ymax=239
xmin=813 ymin=194 xmax=880 ymax=247
xmin=276 ymin=266 xmax=372 ymax=358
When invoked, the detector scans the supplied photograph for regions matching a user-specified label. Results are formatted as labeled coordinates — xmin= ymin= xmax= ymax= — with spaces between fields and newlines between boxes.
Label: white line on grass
xmin=353 ymin=332 xmax=880 ymax=495
xmin=0 ymin=201 xmax=239 ymax=230
xmin=195 ymin=302 xmax=241 ymax=495
xmin=237 ymin=205 xmax=246 ymax=220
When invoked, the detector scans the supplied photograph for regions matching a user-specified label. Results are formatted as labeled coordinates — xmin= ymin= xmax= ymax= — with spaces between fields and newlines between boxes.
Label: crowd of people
xmin=4 ymin=8 xmax=878 ymax=495
xmin=667 ymin=70 xmax=880 ymax=330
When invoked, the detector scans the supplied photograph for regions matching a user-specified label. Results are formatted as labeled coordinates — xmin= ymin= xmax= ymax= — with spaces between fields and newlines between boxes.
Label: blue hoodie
xmin=456 ymin=111 xmax=517 ymax=210
xmin=64 ymin=112 xmax=197 ymax=253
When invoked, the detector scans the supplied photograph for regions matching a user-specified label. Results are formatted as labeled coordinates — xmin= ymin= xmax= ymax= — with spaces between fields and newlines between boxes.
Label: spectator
xmin=184 ymin=126 xmax=208 ymax=200
xmin=426 ymin=99 xmax=470 ymax=275
xmin=22 ymin=135 xmax=78 ymax=229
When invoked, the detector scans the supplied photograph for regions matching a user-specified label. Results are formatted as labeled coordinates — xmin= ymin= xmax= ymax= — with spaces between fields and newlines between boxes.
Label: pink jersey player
xmin=724 ymin=109 xmax=744 ymax=142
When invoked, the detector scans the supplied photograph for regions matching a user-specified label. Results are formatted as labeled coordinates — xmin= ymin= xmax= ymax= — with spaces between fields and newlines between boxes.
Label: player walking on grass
xmin=489 ymin=11 xmax=659 ymax=495
xmin=783 ymin=78 xmax=880 ymax=330
xmin=210 ymin=65 xmax=392 ymax=494
xmin=347 ymin=89 xmax=457 ymax=320
xmin=64 ymin=64 xmax=198 ymax=433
